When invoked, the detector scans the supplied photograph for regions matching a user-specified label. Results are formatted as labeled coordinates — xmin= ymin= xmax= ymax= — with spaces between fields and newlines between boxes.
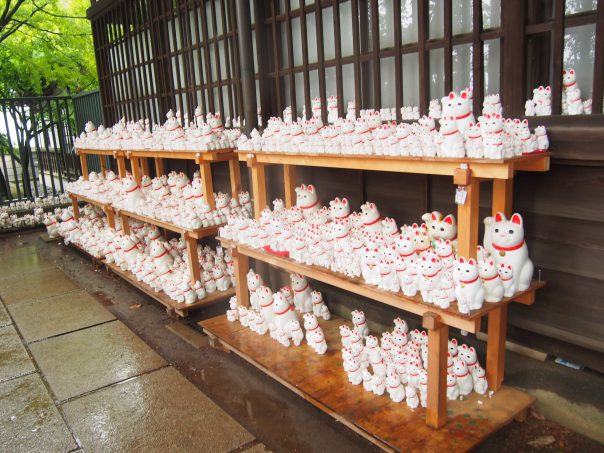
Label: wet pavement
xmin=0 ymin=232 xmax=261 ymax=453
xmin=1 ymin=230 xmax=602 ymax=453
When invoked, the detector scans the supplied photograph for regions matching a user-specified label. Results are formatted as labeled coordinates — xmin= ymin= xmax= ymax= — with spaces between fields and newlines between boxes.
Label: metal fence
xmin=0 ymin=92 xmax=102 ymax=204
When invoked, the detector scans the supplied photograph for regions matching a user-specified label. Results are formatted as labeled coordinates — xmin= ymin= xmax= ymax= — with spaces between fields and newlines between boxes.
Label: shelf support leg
xmin=131 ymin=157 xmax=142 ymax=185
xmin=284 ymin=164 xmax=297 ymax=208
xmin=154 ymin=157 xmax=165 ymax=177
xmin=456 ymin=178 xmax=480 ymax=259
xmin=79 ymin=154 xmax=89 ymax=180
xmin=117 ymin=156 xmax=127 ymax=179
xmin=120 ymin=213 xmax=130 ymax=234
xmin=99 ymin=156 xmax=107 ymax=176
xmin=105 ymin=207 xmax=115 ymax=229
xmin=232 ymin=248 xmax=250 ymax=307
xmin=229 ymin=159 xmax=242 ymax=199
xmin=486 ymin=305 xmax=508 ymax=391
xmin=250 ymin=163 xmax=267 ymax=219
xmin=199 ymin=161 xmax=215 ymax=209
xmin=424 ymin=312 xmax=448 ymax=429
xmin=492 ymin=178 xmax=513 ymax=217
xmin=140 ymin=157 xmax=150 ymax=177
xmin=70 ymin=195 xmax=80 ymax=221
xmin=184 ymin=233 xmax=201 ymax=285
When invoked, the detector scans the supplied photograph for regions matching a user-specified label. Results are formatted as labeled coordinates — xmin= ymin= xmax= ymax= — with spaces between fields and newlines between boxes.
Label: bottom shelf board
xmin=200 ymin=314 xmax=535 ymax=453
xmin=105 ymin=262 xmax=234 ymax=317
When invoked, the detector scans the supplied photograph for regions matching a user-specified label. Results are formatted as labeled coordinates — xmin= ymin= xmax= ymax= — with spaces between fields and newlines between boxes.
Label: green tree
xmin=0 ymin=0 xmax=97 ymax=200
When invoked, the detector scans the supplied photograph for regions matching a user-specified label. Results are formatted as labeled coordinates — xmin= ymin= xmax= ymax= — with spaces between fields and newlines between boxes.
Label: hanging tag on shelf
xmin=217 ymin=246 xmax=224 ymax=256
xmin=455 ymin=186 xmax=468 ymax=205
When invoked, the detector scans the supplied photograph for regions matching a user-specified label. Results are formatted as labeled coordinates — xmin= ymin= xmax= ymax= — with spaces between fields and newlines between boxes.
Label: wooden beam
xmin=486 ymin=305 xmax=508 ymax=391
xmin=492 ymin=178 xmax=513 ymax=217
xmin=70 ymin=195 xmax=80 ymax=221
xmin=116 ymin=156 xmax=127 ymax=179
xmin=104 ymin=207 xmax=115 ymax=229
xmin=199 ymin=161 xmax=216 ymax=209
xmin=120 ymin=212 xmax=130 ymax=234
xmin=184 ymin=233 xmax=201 ymax=285
xmin=140 ymin=157 xmax=150 ymax=176
xmin=283 ymin=164 xmax=297 ymax=208
xmin=130 ymin=157 xmax=142 ymax=185
xmin=456 ymin=177 xmax=480 ymax=259
xmin=79 ymin=154 xmax=89 ymax=180
xmin=424 ymin=312 xmax=449 ymax=429
xmin=154 ymin=157 xmax=165 ymax=177
xmin=229 ymin=159 xmax=242 ymax=198
xmin=99 ymin=156 xmax=107 ymax=175
xmin=232 ymin=248 xmax=250 ymax=307
xmin=250 ymin=163 xmax=267 ymax=219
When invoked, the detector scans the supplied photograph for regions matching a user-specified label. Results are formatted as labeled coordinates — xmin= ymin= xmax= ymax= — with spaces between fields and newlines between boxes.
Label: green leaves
xmin=0 ymin=0 xmax=97 ymax=98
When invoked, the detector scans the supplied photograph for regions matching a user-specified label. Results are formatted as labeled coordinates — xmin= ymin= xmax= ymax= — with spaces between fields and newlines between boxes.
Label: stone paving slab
xmin=0 ymin=268 xmax=79 ymax=305
xmin=62 ymin=366 xmax=254 ymax=453
xmin=0 ymin=246 xmax=55 ymax=280
xmin=0 ymin=373 xmax=77 ymax=453
xmin=8 ymin=290 xmax=116 ymax=344
xmin=0 ymin=303 xmax=11 ymax=327
xmin=0 ymin=325 xmax=35 ymax=383
xmin=29 ymin=321 xmax=167 ymax=402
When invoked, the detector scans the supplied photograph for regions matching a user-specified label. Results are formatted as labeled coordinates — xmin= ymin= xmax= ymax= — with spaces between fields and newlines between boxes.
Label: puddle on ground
xmin=92 ymin=291 xmax=114 ymax=307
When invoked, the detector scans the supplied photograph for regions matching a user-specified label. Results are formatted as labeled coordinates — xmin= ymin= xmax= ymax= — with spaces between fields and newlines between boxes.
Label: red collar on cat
xmin=492 ymin=240 xmax=525 ymax=252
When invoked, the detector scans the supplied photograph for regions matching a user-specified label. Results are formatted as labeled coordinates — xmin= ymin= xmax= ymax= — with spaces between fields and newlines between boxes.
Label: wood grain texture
xmin=201 ymin=314 xmax=535 ymax=452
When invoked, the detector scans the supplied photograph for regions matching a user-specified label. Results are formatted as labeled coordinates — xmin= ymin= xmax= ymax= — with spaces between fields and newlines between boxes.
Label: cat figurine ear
xmin=511 ymin=213 xmax=523 ymax=226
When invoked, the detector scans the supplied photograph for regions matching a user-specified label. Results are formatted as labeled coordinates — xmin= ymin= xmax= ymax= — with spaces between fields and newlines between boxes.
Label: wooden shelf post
xmin=456 ymin=177 xmax=480 ymax=259
xmin=199 ymin=161 xmax=216 ymax=209
xmin=487 ymin=178 xmax=513 ymax=392
xmin=99 ymin=156 xmax=108 ymax=175
xmin=184 ymin=233 xmax=202 ymax=285
xmin=492 ymin=178 xmax=513 ymax=217
xmin=104 ymin=207 xmax=116 ymax=229
xmin=117 ymin=156 xmax=127 ymax=179
xmin=120 ymin=212 xmax=131 ymax=234
xmin=130 ymin=157 xmax=143 ymax=185
xmin=70 ymin=195 xmax=80 ymax=221
xmin=250 ymin=162 xmax=267 ymax=219
xmin=79 ymin=154 xmax=89 ymax=181
xmin=486 ymin=305 xmax=508 ymax=391
xmin=424 ymin=312 xmax=449 ymax=429
xmin=140 ymin=157 xmax=150 ymax=176
xmin=229 ymin=159 xmax=242 ymax=199
xmin=154 ymin=157 xmax=165 ymax=177
xmin=283 ymin=164 xmax=297 ymax=208
xmin=232 ymin=248 xmax=250 ymax=307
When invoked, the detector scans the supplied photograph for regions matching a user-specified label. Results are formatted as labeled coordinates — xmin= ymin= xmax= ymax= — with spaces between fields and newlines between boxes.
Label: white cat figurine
xmin=454 ymin=257 xmax=485 ymax=313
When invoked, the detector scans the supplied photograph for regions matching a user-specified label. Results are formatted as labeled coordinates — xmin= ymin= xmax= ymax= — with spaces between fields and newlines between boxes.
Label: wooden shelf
xmin=201 ymin=314 xmax=535 ymax=453
xmin=125 ymin=148 xmax=236 ymax=162
xmin=68 ymin=192 xmax=112 ymax=210
xmin=219 ymin=238 xmax=544 ymax=333
xmin=238 ymin=150 xmax=551 ymax=179
xmin=106 ymin=262 xmax=234 ymax=317
xmin=117 ymin=208 xmax=222 ymax=239
xmin=75 ymin=148 xmax=124 ymax=157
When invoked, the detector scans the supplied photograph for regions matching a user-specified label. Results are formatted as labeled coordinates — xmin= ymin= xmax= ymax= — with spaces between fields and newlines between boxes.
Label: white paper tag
xmin=455 ymin=187 xmax=467 ymax=205
xmin=217 ymin=246 xmax=224 ymax=256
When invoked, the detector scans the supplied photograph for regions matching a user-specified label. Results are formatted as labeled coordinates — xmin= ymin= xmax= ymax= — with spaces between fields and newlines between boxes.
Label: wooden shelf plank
xmin=200 ymin=314 xmax=535 ymax=452
xmin=219 ymin=239 xmax=545 ymax=333
xmin=75 ymin=148 xmax=125 ymax=157
xmin=116 ymin=208 xmax=222 ymax=239
xmin=68 ymin=192 xmax=112 ymax=211
xmin=238 ymin=151 xmax=551 ymax=179
xmin=106 ymin=262 xmax=234 ymax=317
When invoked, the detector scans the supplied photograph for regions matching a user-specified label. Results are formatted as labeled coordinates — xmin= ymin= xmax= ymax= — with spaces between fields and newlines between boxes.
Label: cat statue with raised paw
xmin=246 ymin=270 xmax=263 ymax=310
xmin=291 ymin=273 xmax=313 ymax=313
xmin=483 ymin=212 xmax=534 ymax=291
xmin=453 ymin=359 xmax=474 ymax=396
xmin=371 ymin=373 xmax=386 ymax=396
xmin=295 ymin=184 xmax=322 ymax=218
xmin=339 ymin=324 xmax=352 ymax=349
xmin=386 ymin=371 xmax=405 ymax=403
xmin=498 ymin=264 xmax=517 ymax=297
xmin=419 ymin=369 xmax=428 ymax=407
xmin=351 ymin=310 xmax=369 ymax=338
xmin=478 ymin=258 xmax=504 ymax=302
xmin=472 ymin=365 xmax=489 ymax=395
xmin=310 ymin=291 xmax=331 ymax=320
xmin=406 ymin=385 xmax=420 ymax=409
xmin=454 ymin=257 xmax=485 ymax=313
xmin=272 ymin=292 xmax=299 ymax=333
xmin=447 ymin=373 xmax=460 ymax=400
xmin=286 ymin=319 xmax=304 ymax=346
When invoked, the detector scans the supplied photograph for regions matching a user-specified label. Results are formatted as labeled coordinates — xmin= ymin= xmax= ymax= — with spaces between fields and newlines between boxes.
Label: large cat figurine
xmin=483 ymin=213 xmax=533 ymax=291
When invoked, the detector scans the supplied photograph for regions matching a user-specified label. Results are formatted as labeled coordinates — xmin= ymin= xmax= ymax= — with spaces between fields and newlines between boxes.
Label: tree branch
xmin=32 ymin=1 xmax=87 ymax=20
